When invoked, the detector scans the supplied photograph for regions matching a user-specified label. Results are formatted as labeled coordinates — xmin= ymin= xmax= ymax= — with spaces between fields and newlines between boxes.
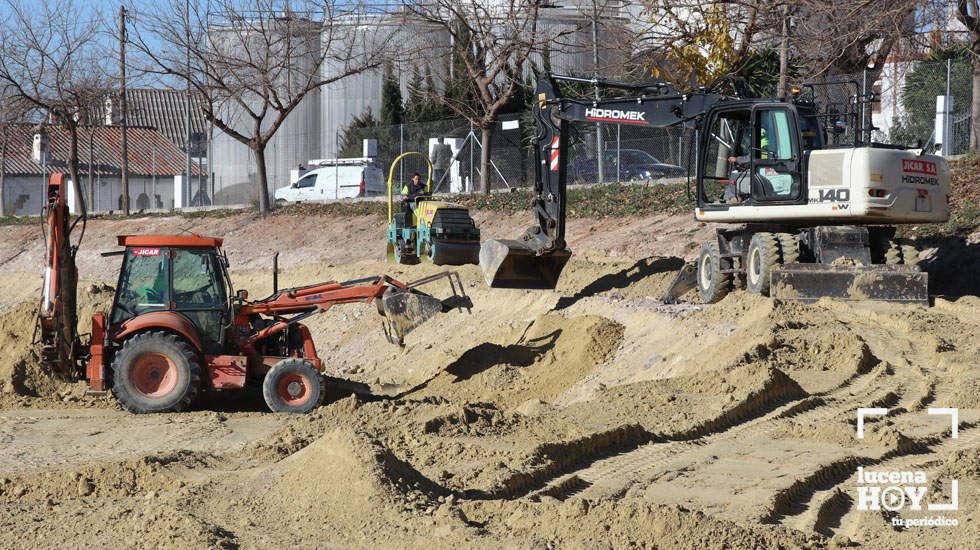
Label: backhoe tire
xmin=746 ymin=233 xmax=781 ymax=296
xmin=696 ymin=241 xmax=731 ymax=304
xmin=884 ymin=241 xmax=902 ymax=265
xmin=111 ymin=331 xmax=201 ymax=414
xmin=263 ymin=359 xmax=324 ymax=414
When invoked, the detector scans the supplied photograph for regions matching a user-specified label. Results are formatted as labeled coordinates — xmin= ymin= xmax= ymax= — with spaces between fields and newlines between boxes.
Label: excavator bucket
xmin=770 ymin=264 xmax=929 ymax=304
xmin=380 ymin=287 xmax=445 ymax=343
xmin=479 ymin=239 xmax=572 ymax=289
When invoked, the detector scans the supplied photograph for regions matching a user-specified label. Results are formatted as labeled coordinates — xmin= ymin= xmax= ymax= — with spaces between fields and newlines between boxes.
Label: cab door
xmin=293 ymin=172 xmax=317 ymax=202
xmin=697 ymin=103 xmax=805 ymax=208
xmin=747 ymin=104 xmax=804 ymax=203
xmin=170 ymin=248 xmax=229 ymax=353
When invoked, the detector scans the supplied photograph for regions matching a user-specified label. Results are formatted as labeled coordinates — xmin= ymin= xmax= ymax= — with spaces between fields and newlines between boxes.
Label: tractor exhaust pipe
xmin=479 ymin=239 xmax=571 ymax=289
xmin=273 ymin=252 xmax=279 ymax=293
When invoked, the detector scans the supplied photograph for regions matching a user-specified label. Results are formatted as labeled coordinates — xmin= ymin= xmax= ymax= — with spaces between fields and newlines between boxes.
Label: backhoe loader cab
xmin=110 ymin=236 xmax=230 ymax=352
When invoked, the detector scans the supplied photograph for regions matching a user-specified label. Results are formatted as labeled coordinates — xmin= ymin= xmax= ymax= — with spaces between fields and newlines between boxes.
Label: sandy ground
xmin=0 ymin=209 xmax=976 ymax=548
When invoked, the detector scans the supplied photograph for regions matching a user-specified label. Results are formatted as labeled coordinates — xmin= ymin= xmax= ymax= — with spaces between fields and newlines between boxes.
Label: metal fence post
xmin=946 ymin=57 xmax=952 ymax=155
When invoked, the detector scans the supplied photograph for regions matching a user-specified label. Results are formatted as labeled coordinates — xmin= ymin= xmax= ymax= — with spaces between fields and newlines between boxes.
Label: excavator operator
xmin=723 ymin=127 xmax=768 ymax=203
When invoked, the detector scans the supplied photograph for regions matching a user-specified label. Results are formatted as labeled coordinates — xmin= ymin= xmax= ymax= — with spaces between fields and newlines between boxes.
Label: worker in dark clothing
xmin=401 ymin=172 xmax=427 ymax=227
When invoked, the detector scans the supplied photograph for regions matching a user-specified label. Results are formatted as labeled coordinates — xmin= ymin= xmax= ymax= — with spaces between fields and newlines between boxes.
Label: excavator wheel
xmin=881 ymin=239 xmax=920 ymax=266
xmin=746 ymin=233 xmax=781 ymax=296
xmin=776 ymin=233 xmax=800 ymax=263
xmin=263 ymin=358 xmax=324 ymax=414
xmin=901 ymin=243 xmax=920 ymax=267
xmin=111 ymin=331 xmax=201 ymax=414
xmin=696 ymin=241 xmax=731 ymax=304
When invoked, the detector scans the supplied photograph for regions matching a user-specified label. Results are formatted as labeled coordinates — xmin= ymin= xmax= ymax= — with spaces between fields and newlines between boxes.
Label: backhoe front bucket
xmin=479 ymin=239 xmax=571 ymax=289
xmin=380 ymin=288 xmax=444 ymax=342
xmin=770 ymin=263 xmax=928 ymax=305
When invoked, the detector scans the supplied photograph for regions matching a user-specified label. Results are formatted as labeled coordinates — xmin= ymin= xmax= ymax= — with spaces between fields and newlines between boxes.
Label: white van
xmin=274 ymin=158 xmax=385 ymax=203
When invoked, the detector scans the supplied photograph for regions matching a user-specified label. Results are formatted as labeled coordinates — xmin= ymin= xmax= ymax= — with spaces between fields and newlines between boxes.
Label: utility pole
xmin=592 ymin=0 xmax=603 ymax=184
xmin=777 ymin=4 xmax=789 ymax=100
xmin=185 ymin=0 xmax=192 ymax=208
xmin=119 ymin=5 xmax=130 ymax=214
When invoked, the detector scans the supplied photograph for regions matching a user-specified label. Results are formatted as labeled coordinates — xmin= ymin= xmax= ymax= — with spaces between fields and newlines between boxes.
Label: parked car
xmin=571 ymin=149 xmax=685 ymax=183
xmin=275 ymin=158 xmax=385 ymax=203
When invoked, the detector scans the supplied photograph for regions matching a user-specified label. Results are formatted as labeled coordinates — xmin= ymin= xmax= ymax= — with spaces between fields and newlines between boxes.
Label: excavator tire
xmin=776 ymin=232 xmax=800 ymax=263
xmin=746 ymin=232 xmax=781 ymax=296
xmin=111 ymin=331 xmax=201 ymax=414
xmin=900 ymin=241 xmax=920 ymax=267
xmin=881 ymin=239 xmax=919 ymax=266
xmin=263 ymin=358 xmax=324 ymax=414
xmin=884 ymin=241 xmax=902 ymax=265
xmin=696 ymin=241 xmax=731 ymax=304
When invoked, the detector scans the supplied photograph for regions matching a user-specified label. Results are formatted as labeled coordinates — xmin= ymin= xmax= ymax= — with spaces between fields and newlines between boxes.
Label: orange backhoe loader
xmin=36 ymin=173 xmax=469 ymax=414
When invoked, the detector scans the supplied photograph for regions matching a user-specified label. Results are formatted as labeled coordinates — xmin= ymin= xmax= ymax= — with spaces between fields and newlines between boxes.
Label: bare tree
xmin=791 ymin=0 xmax=920 ymax=82
xmin=131 ymin=0 xmax=393 ymax=214
xmin=957 ymin=0 xmax=980 ymax=149
xmin=404 ymin=1 xmax=570 ymax=194
xmin=0 ymin=0 xmax=111 ymax=217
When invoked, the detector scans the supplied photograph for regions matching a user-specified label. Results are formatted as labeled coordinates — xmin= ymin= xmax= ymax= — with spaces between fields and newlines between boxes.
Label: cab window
xmin=172 ymin=249 xmax=227 ymax=352
xmin=752 ymin=108 xmax=801 ymax=200
xmin=172 ymin=249 xmax=225 ymax=309
xmin=701 ymin=109 xmax=750 ymax=204
xmin=112 ymin=248 xmax=169 ymax=324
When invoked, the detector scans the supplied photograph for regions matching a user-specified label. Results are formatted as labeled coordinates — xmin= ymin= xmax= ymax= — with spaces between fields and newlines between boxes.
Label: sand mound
xmin=0 ymin=284 xmax=113 ymax=400
xmin=410 ymin=314 xmax=624 ymax=408
xmin=555 ymin=256 xmax=687 ymax=307
xmin=466 ymin=499 xmax=815 ymax=549
xmin=250 ymin=428 xmax=449 ymax=540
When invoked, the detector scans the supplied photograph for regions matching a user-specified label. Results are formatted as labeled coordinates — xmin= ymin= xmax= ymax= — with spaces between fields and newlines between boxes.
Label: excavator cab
xmin=110 ymin=236 xmax=231 ymax=353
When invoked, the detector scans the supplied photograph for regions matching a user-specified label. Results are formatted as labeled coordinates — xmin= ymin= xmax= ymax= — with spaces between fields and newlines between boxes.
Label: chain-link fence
xmin=4 ymin=56 xmax=976 ymax=216
xmin=873 ymin=57 xmax=973 ymax=155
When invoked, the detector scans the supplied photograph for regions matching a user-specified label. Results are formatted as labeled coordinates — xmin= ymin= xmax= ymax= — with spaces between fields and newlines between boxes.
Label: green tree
xmin=338 ymin=108 xmax=380 ymax=158
xmin=380 ymin=63 xmax=404 ymax=127
xmin=735 ymin=47 xmax=802 ymax=98
xmin=890 ymin=49 xmax=972 ymax=147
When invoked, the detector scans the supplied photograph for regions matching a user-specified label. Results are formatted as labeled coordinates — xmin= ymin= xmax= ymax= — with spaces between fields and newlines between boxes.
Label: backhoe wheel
xmin=111 ymin=331 xmax=200 ymax=414
xmin=746 ymin=233 xmax=781 ymax=296
xmin=884 ymin=240 xmax=902 ymax=265
xmin=696 ymin=241 xmax=731 ymax=304
xmin=263 ymin=359 xmax=324 ymax=414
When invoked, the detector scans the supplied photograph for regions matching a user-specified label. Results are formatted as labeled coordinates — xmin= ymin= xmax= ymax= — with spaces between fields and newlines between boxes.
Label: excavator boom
xmin=480 ymin=74 xmax=734 ymax=288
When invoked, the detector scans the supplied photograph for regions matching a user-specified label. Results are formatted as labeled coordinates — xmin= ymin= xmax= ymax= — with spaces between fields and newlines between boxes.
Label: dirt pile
xmin=409 ymin=313 xmax=624 ymax=408
xmin=0 ymin=283 xmax=113 ymax=402
xmin=0 ymin=207 xmax=975 ymax=548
